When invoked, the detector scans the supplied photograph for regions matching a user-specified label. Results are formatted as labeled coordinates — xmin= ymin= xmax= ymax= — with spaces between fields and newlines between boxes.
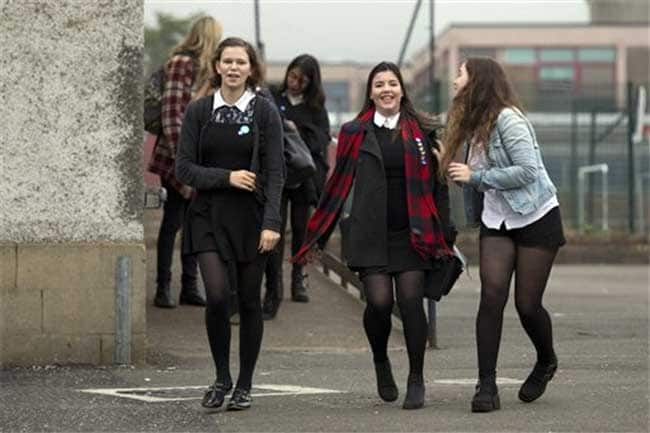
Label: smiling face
xmin=216 ymin=46 xmax=252 ymax=91
xmin=369 ymin=70 xmax=403 ymax=116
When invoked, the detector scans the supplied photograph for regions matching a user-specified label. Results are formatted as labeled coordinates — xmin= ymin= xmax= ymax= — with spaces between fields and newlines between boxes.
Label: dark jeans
xmin=156 ymin=178 xmax=198 ymax=290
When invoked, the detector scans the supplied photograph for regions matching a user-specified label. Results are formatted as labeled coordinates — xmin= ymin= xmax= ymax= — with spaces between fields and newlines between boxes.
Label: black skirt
xmin=480 ymin=206 xmax=566 ymax=249
xmin=183 ymin=189 xmax=263 ymax=263
xmin=351 ymin=229 xmax=433 ymax=280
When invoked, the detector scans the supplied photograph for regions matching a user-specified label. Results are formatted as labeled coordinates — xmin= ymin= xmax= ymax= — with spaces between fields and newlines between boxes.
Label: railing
xmin=577 ymin=163 xmax=609 ymax=234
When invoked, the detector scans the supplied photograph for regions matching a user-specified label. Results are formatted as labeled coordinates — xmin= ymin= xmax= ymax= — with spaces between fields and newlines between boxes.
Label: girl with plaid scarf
xmin=294 ymin=62 xmax=456 ymax=410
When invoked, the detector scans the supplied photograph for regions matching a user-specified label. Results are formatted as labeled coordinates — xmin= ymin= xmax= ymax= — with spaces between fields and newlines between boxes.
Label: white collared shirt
xmin=373 ymin=111 xmax=400 ymax=129
xmin=468 ymin=146 xmax=559 ymax=230
xmin=213 ymin=88 xmax=256 ymax=112
xmin=286 ymin=92 xmax=304 ymax=106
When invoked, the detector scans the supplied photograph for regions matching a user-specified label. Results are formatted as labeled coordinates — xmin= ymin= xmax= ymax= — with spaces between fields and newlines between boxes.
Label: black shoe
xmin=179 ymin=287 xmax=206 ymax=306
xmin=262 ymin=293 xmax=281 ymax=320
xmin=374 ymin=359 xmax=399 ymax=402
xmin=226 ymin=388 xmax=252 ymax=411
xmin=153 ymin=285 xmax=176 ymax=309
xmin=290 ymin=270 xmax=309 ymax=303
xmin=518 ymin=357 xmax=558 ymax=403
xmin=201 ymin=380 xmax=233 ymax=409
xmin=471 ymin=377 xmax=500 ymax=413
xmin=402 ymin=379 xmax=425 ymax=410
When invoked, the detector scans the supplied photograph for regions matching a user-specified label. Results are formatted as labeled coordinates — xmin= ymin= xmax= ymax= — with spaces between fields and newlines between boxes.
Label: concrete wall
xmin=0 ymin=0 xmax=146 ymax=366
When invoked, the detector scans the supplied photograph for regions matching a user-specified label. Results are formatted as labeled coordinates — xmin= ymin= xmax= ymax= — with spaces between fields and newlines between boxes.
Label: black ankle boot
xmin=262 ymin=291 xmax=281 ymax=320
xmin=179 ymin=286 xmax=206 ymax=306
xmin=518 ymin=356 xmax=558 ymax=403
xmin=402 ymin=376 xmax=425 ymax=410
xmin=153 ymin=283 xmax=176 ymax=308
xmin=291 ymin=268 xmax=309 ymax=303
xmin=471 ymin=376 xmax=500 ymax=413
xmin=374 ymin=359 xmax=398 ymax=402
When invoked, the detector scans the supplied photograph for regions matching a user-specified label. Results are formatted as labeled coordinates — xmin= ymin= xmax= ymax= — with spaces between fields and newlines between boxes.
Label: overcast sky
xmin=144 ymin=0 xmax=589 ymax=63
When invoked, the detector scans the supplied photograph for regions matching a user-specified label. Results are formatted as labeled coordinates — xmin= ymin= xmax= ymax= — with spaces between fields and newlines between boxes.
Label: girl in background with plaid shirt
xmin=148 ymin=16 xmax=222 ymax=309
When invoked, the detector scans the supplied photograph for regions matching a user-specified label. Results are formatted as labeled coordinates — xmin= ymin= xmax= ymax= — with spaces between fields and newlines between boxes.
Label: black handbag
xmin=423 ymin=246 xmax=467 ymax=301
xmin=284 ymin=126 xmax=316 ymax=189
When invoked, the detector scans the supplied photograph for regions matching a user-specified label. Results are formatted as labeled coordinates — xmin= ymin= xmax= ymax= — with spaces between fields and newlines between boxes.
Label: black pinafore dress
xmin=183 ymin=100 xmax=263 ymax=264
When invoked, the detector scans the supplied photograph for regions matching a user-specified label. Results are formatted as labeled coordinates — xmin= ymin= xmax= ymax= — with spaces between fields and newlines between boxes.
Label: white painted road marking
xmin=435 ymin=378 xmax=523 ymax=385
xmin=79 ymin=384 xmax=344 ymax=403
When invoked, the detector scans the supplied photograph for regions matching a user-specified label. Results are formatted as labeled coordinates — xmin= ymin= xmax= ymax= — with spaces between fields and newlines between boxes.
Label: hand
xmin=229 ymin=170 xmax=257 ymax=191
xmin=447 ymin=162 xmax=473 ymax=184
xmin=180 ymin=185 xmax=194 ymax=200
xmin=284 ymin=120 xmax=297 ymax=131
xmin=431 ymin=139 xmax=445 ymax=162
xmin=258 ymin=229 xmax=280 ymax=253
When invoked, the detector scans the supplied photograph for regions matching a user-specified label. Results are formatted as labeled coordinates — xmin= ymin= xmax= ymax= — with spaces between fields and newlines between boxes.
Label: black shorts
xmin=479 ymin=206 xmax=566 ymax=249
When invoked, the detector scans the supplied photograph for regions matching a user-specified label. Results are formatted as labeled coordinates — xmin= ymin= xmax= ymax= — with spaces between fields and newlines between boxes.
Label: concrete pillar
xmin=0 ymin=0 xmax=146 ymax=366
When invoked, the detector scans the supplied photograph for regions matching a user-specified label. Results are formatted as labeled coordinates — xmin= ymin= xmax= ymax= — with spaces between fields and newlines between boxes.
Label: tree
xmin=144 ymin=12 xmax=205 ymax=76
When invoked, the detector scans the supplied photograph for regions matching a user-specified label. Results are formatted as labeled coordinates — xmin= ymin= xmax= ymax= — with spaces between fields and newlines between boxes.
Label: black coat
xmin=339 ymin=121 xmax=454 ymax=268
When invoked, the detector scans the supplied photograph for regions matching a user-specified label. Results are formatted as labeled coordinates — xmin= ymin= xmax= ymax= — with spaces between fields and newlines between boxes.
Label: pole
xmin=397 ymin=0 xmax=423 ymax=68
xmin=253 ymin=0 xmax=265 ymax=60
xmin=426 ymin=0 xmax=438 ymax=350
xmin=588 ymin=110 xmax=597 ymax=225
xmin=570 ymin=100 xmax=578 ymax=228
xmin=627 ymin=82 xmax=637 ymax=233
xmin=114 ymin=256 xmax=132 ymax=365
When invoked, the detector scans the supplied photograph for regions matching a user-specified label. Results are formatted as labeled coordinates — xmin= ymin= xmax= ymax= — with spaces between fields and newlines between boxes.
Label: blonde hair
xmin=171 ymin=16 xmax=223 ymax=92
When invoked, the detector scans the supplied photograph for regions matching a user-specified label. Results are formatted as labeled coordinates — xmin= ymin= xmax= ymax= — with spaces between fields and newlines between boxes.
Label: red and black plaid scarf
xmin=293 ymin=108 xmax=451 ymax=264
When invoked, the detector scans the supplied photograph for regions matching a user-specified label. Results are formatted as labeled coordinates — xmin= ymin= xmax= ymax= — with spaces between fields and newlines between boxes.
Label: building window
xmin=578 ymin=48 xmax=615 ymax=63
xmin=504 ymin=48 xmax=536 ymax=65
xmin=539 ymin=49 xmax=574 ymax=62
xmin=459 ymin=47 xmax=497 ymax=60
xmin=323 ymin=81 xmax=349 ymax=113
xmin=539 ymin=66 xmax=575 ymax=81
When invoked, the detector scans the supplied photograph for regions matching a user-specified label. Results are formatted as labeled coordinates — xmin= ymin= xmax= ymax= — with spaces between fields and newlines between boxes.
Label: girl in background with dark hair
xmin=293 ymin=62 xmax=455 ymax=410
xmin=176 ymin=37 xmax=284 ymax=411
xmin=263 ymin=54 xmax=331 ymax=319
xmin=437 ymin=57 xmax=564 ymax=413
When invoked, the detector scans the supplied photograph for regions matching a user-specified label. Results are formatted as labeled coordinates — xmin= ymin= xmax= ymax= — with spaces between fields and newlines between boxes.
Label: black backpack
xmin=143 ymin=66 xmax=165 ymax=135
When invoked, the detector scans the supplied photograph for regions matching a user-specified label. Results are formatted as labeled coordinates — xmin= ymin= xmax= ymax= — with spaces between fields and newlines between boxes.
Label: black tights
xmin=197 ymin=252 xmax=268 ymax=390
xmin=362 ymin=271 xmax=427 ymax=382
xmin=477 ymin=236 xmax=558 ymax=379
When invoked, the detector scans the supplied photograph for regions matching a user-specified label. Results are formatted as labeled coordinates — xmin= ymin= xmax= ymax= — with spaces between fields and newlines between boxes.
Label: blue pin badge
xmin=238 ymin=125 xmax=251 ymax=136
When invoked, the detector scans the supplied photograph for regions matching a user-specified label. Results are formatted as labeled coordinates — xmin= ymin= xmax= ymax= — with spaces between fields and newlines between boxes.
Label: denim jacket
xmin=463 ymin=107 xmax=557 ymax=225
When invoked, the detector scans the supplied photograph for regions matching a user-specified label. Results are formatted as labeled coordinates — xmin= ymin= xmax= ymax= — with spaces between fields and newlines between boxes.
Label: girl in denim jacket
xmin=437 ymin=57 xmax=565 ymax=413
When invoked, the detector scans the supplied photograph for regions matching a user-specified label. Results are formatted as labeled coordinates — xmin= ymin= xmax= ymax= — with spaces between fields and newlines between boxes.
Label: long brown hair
xmin=359 ymin=62 xmax=440 ymax=132
xmin=171 ymin=16 xmax=222 ymax=92
xmin=439 ymin=57 xmax=523 ymax=177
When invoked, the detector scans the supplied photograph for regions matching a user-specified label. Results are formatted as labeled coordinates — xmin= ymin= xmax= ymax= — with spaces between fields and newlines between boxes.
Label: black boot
xmin=471 ymin=376 xmax=500 ymax=413
xmin=179 ymin=286 xmax=206 ymax=306
xmin=153 ymin=283 xmax=176 ymax=309
xmin=290 ymin=267 xmax=309 ymax=303
xmin=518 ymin=356 xmax=558 ymax=403
xmin=374 ymin=359 xmax=399 ymax=402
xmin=262 ymin=288 xmax=281 ymax=320
xmin=402 ymin=376 xmax=425 ymax=410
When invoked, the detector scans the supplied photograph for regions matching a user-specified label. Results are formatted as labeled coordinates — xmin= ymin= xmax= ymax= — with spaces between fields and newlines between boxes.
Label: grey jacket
xmin=464 ymin=107 xmax=557 ymax=223
xmin=175 ymin=94 xmax=285 ymax=232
